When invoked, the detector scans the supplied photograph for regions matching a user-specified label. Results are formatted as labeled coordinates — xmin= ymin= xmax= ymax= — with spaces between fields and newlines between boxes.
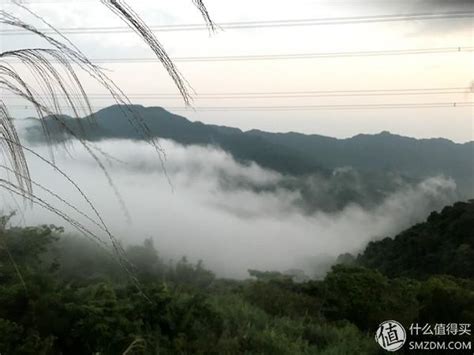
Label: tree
xmin=322 ymin=265 xmax=419 ymax=330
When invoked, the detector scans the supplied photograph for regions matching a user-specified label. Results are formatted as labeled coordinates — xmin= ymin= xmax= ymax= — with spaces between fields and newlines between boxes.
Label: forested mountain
xmin=248 ymin=129 xmax=474 ymax=194
xmin=22 ymin=105 xmax=474 ymax=195
xmin=24 ymin=105 xmax=325 ymax=176
xmin=357 ymin=200 xmax=474 ymax=279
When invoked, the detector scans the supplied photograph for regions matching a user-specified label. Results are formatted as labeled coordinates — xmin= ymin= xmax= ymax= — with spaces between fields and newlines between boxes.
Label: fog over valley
xmin=2 ymin=133 xmax=458 ymax=278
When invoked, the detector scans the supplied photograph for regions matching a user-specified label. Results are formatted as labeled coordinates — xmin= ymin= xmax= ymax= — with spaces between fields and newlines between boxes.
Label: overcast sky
xmin=1 ymin=0 xmax=473 ymax=142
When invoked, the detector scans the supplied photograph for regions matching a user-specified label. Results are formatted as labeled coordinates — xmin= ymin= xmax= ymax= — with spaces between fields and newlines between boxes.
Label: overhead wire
xmin=2 ymin=87 xmax=472 ymax=99
xmin=8 ymin=102 xmax=474 ymax=112
xmin=0 ymin=11 xmax=472 ymax=35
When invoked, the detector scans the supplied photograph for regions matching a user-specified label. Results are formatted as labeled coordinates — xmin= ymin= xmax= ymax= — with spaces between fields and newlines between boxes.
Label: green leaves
xmin=358 ymin=201 xmax=474 ymax=278
xmin=1 ymin=204 xmax=473 ymax=354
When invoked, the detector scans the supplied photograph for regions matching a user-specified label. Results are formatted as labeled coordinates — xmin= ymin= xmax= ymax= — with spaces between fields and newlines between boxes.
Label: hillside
xmin=1 ymin=200 xmax=474 ymax=354
xmin=22 ymin=104 xmax=474 ymax=195
xmin=24 ymin=105 xmax=326 ymax=176
xmin=248 ymin=129 xmax=474 ymax=191
xmin=357 ymin=200 xmax=474 ymax=279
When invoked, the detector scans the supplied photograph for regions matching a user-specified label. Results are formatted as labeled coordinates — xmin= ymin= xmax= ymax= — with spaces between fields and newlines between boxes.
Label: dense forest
xmin=358 ymin=200 xmax=474 ymax=279
xmin=0 ymin=200 xmax=473 ymax=354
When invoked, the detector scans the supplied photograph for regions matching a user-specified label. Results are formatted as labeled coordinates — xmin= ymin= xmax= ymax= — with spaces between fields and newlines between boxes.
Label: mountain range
xmin=22 ymin=104 xmax=474 ymax=198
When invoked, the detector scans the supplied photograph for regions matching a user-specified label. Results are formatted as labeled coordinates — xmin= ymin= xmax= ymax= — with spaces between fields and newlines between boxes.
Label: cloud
xmin=414 ymin=0 xmax=474 ymax=10
xmin=1 ymin=139 xmax=458 ymax=278
xmin=368 ymin=0 xmax=473 ymax=34
xmin=368 ymin=0 xmax=473 ymax=14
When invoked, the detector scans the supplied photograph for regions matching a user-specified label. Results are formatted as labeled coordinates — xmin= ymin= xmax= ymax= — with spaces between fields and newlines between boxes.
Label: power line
xmin=1 ymin=11 xmax=472 ymax=35
xmin=4 ymin=47 xmax=472 ymax=63
xmin=93 ymin=47 xmax=474 ymax=62
xmin=3 ymin=88 xmax=471 ymax=100
xmin=3 ymin=88 xmax=473 ymax=100
xmin=8 ymin=102 xmax=474 ymax=112
xmin=166 ymin=102 xmax=474 ymax=111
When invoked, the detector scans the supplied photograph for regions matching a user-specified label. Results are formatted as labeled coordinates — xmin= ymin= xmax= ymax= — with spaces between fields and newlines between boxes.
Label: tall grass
xmin=0 ymin=0 xmax=214 ymax=289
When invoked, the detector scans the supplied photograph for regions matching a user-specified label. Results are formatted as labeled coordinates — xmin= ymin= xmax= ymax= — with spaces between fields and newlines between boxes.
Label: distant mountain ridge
xmin=22 ymin=104 xmax=474 ymax=195
xmin=24 ymin=105 xmax=325 ymax=176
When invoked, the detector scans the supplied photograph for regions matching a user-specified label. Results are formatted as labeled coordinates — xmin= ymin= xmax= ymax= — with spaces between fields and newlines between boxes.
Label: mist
xmin=1 ymin=138 xmax=458 ymax=278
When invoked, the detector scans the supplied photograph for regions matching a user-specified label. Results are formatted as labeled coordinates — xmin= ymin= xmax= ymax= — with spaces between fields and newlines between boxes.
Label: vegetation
xmin=0 ymin=200 xmax=473 ymax=354
xmin=25 ymin=105 xmax=474 ymax=198
xmin=358 ymin=200 xmax=474 ymax=279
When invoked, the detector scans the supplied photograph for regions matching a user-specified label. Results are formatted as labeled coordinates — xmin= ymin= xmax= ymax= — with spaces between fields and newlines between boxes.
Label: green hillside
xmin=357 ymin=200 xmax=474 ymax=279
xmin=1 ymin=201 xmax=474 ymax=353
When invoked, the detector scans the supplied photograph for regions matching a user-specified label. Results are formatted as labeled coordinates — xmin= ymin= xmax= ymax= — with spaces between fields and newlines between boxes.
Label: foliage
xmin=0 ymin=221 xmax=377 ymax=354
xmin=358 ymin=201 xmax=474 ymax=279
xmin=1 ymin=201 xmax=473 ymax=353
xmin=321 ymin=265 xmax=419 ymax=330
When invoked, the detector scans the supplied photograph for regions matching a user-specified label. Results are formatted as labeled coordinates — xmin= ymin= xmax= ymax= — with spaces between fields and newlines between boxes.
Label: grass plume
xmin=0 ymin=0 xmax=214 ymax=294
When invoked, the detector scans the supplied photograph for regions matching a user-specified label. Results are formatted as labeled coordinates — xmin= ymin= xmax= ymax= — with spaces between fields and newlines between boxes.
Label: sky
xmin=1 ymin=0 xmax=473 ymax=141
